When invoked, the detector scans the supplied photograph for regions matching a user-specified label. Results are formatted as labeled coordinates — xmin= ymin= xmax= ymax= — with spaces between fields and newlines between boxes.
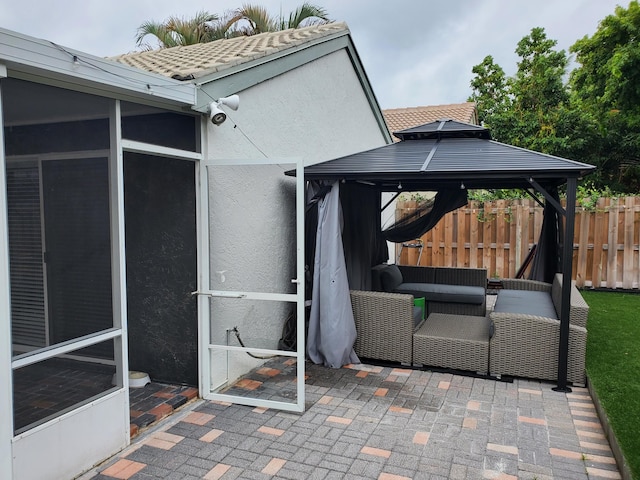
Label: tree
xmin=136 ymin=11 xmax=220 ymax=49
xmin=570 ymin=1 xmax=640 ymax=191
xmin=136 ymin=3 xmax=331 ymax=50
xmin=225 ymin=2 xmax=330 ymax=35
xmin=469 ymin=28 xmax=583 ymax=158
xmin=469 ymin=55 xmax=510 ymax=126
xmin=512 ymin=27 xmax=568 ymax=112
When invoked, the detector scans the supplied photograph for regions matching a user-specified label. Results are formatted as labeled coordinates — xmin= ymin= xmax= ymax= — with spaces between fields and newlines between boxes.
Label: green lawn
xmin=582 ymin=290 xmax=640 ymax=479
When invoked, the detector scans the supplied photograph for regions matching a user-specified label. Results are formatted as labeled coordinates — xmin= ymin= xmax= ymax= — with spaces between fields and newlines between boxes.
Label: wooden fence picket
xmin=396 ymin=196 xmax=640 ymax=289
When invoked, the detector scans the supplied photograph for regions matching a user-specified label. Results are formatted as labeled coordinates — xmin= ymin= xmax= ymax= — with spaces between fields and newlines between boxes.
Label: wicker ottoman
xmin=412 ymin=313 xmax=490 ymax=374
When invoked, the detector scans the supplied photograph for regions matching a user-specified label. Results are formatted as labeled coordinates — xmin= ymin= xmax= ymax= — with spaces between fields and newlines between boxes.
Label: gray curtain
xmin=307 ymin=181 xmax=360 ymax=368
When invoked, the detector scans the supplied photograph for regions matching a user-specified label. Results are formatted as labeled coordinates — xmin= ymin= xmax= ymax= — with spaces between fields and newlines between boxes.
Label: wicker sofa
xmin=372 ymin=264 xmax=487 ymax=316
xmin=350 ymin=265 xmax=487 ymax=364
xmin=489 ymin=273 xmax=589 ymax=385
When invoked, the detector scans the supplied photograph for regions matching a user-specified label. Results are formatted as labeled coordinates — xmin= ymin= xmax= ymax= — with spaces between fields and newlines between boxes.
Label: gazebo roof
xmin=294 ymin=119 xmax=595 ymax=191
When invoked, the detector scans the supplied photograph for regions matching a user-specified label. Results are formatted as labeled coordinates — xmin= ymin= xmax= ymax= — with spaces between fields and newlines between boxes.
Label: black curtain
xmin=528 ymin=187 xmax=563 ymax=283
xmin=382 ymin=189 xmax=468 ymax=243
xmin=304 ymin=182 xmax=332 ymax=301
xmin=340 ymin=183 xmax=388 ymax=290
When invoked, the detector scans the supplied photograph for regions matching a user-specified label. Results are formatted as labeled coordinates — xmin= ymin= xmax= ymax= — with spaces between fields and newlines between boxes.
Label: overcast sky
xmin=1 ymin=0 xmax=625 ymax=109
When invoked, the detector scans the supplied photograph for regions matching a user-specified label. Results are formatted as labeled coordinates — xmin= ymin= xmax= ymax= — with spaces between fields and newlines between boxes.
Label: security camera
xmin=207 ymin=95 xmax=240 ymax=126
xmin=209 ymin=104 xmax=227 ymax=125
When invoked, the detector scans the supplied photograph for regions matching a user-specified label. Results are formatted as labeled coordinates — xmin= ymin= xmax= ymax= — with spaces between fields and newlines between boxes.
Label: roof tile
xmin=383 ymin=103 xmax=479 ymax=141
xmin=110 ymin=22 xmax=349 ymax=79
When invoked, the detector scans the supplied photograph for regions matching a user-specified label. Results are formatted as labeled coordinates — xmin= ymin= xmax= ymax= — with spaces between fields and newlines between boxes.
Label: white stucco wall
xmin=207 ymin=49 xmax=386 ymax=163
xmin=205 ymin=49 xmax=387 ymax=383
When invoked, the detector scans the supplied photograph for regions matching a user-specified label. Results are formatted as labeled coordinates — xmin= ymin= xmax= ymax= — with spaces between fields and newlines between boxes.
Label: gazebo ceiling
xmin=290 ymin=119 xmax=595 ymax=191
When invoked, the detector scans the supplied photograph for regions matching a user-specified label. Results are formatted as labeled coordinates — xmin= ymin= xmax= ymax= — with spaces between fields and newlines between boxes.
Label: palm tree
xmin=135 ymin=3 xmax=331 ymax=50
xmin=135 ymin=10 xmax=220 ymax=49
xmin=227 ymin=3 xmax=331 ymax=35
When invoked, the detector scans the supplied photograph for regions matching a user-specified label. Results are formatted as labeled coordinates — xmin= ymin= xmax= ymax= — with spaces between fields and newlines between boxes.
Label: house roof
xmin=290 ymin=119 xmax=595 ymax=190
xmin=383 ymin=103 xmax=478 ymax=142
xmin=111 ymin=22 xmax=349 ymax=80
xmin=110 ymin=21 xmax=391 ymax=142
xmin=0 ymin=27 xmax=196 ymax=107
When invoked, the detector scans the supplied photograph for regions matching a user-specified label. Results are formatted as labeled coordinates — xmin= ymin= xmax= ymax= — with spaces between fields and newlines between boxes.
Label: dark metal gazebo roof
xmin=292 ymin=119 xmax=595 ymax=191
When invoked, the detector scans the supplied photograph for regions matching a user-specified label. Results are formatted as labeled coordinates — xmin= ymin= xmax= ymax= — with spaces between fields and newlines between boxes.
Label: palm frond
xmin=134 ymin=3 xmax=332 ymax=49
xmin=286 ymin=2 xmax=331 ymax=29
xmin=233 ymin=4 xmax=277 ymax=34
xmin=135 ymin=21 xmax=174 ymax=48
xmin=136 ymin=10 xmax=219 ymax=48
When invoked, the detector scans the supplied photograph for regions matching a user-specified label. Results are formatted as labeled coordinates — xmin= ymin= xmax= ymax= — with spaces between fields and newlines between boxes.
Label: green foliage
xmin=575 ymin=182 xmax=618 ymax=210
xmin=470 ymin=3 xmax=640 ymax=193
xmin=468 ymin=55 xmax=510 ymax=126
xmin=467 ymin=189 xmax=527 ymax=202
xmin=468 ymin=183 xmax=631 ymax=211
xmin=571 ymin=2 xmax=640 ymax=114
xmin=470 ymin=27 xmax=573 ymax=155
xmin=223 ymin=2 xmax=330 ymax=35
xmin=136 ymin=11 xmax=220 ymax=49
xmin=582 ymin=290 xmax=640 ymax=479
xmin=569 ymin=1 xmax=640 ymax=193
xmin=136 ymin=3 xmax=331 ymax=49
xmin=512 ymin=27 xmax=569 ymax=111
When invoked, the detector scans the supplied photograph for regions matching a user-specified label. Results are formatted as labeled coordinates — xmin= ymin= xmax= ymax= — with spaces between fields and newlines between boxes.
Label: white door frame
xmin=0 ymin=71 xmax=15 ymax=480
xmin=5 ymin=103 xmax=204 ymax=479
xmin=9 ymin=100 xmax=130 ymax=480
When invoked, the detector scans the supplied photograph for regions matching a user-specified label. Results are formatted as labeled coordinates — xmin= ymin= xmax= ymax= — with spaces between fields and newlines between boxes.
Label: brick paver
xmin=88 ymin=361 xmax=622 ymax=480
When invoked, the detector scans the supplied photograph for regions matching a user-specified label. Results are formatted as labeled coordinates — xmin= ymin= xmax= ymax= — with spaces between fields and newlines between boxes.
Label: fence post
xmin=607 ymin=198 xmax=619 ymax=288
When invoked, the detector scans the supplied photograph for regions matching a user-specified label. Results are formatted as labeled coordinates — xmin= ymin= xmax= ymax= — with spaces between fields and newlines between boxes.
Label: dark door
xmin=124 ymin=153 xmax=198 ymax=385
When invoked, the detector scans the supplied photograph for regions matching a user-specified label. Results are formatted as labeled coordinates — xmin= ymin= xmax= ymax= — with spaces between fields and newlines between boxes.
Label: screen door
xmin=196 ymin=158 xmax=305 ymax=412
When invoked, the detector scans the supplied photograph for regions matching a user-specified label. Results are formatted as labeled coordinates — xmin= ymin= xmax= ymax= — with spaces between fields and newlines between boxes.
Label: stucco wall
xmin=205 ymin=49 xmax=387 ymax=383
xmin=207 ymin=49 xmax=386 ymax=163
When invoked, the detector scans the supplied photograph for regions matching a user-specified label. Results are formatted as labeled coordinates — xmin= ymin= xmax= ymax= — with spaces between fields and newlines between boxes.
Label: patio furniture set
xmin=350 ymin=264 xmax=589 ymax=385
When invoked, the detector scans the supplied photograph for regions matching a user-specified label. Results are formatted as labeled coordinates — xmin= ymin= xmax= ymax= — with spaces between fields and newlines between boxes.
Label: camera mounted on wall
xmin=208 ymin=95 xmax=240 ymax=125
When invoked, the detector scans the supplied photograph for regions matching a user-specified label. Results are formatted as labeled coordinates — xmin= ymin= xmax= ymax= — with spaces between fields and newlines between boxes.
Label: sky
xmin=1 ymin=0 xmax=626 ymax=109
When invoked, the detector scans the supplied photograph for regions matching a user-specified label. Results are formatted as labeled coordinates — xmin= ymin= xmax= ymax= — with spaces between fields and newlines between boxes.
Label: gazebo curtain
xmin=306 ymin=181 xmax=360 ymax=368
xmin=382 ymin=189 xmax=468 ymax=243
xmin=340 ymin=183 xmax=388 ymax=291
xmin=528 ymin=187 xmax=563 ymax=284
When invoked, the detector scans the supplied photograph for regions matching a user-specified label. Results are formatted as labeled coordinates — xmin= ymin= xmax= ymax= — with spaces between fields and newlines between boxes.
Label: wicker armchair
xmin=489 ymin=274 xmax=588 ymax=385
xmin=350 ymin=290 xmax=416 ymax=364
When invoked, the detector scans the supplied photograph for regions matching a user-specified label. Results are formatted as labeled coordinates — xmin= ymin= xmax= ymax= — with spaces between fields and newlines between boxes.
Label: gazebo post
xmin=554 ymin=176 xmax=577 ymax=393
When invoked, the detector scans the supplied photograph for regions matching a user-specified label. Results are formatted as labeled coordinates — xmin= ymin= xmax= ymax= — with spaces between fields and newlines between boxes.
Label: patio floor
xmin=86 ymin=360 xmax=622 ymax=480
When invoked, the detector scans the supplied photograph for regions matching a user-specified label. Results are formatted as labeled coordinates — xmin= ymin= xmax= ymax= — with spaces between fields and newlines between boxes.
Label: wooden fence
xmin=395 ymin=196 xmax=640 ymax=289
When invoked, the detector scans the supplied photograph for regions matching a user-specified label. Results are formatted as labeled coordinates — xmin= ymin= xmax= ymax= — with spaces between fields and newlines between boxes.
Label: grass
xmin=582 ymin=290 xmax=640 ymax=479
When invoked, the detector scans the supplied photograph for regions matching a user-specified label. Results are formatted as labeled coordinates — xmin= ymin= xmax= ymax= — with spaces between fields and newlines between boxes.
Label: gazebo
xmin=292 ymin=119 xmax=595 ymax=391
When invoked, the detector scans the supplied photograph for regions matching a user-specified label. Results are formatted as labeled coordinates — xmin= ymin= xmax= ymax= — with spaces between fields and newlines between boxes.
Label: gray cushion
xmin=395 ymin=283 xmax=485 ymax=305
xmin=379 ymin=264 xmax=404 ymax=292
xmin=493 ymin=289 xmax=558 ymax=319
xmin=371 ymin=264 xmax=388 ymax=291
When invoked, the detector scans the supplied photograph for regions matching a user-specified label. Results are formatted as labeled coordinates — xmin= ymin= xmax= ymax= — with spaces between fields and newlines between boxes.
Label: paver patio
xmin=86 ymin=362 xmax=621 ymax=480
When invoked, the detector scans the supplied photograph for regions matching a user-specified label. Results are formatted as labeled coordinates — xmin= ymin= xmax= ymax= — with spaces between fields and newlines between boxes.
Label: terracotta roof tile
xmin=110 ymin=22 xmax=348 ymax=79
xmin=383 ymin=103 xmax=479 ymax=141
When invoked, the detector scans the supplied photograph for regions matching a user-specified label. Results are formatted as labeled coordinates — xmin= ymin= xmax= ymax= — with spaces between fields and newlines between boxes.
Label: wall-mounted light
xmin=398 ymin=181 xmax=402 ymax=190
xmin=208 ymin=95 xmax=240 ymax=126
xmin=460 ymin=181 xmax=466 ymax=190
